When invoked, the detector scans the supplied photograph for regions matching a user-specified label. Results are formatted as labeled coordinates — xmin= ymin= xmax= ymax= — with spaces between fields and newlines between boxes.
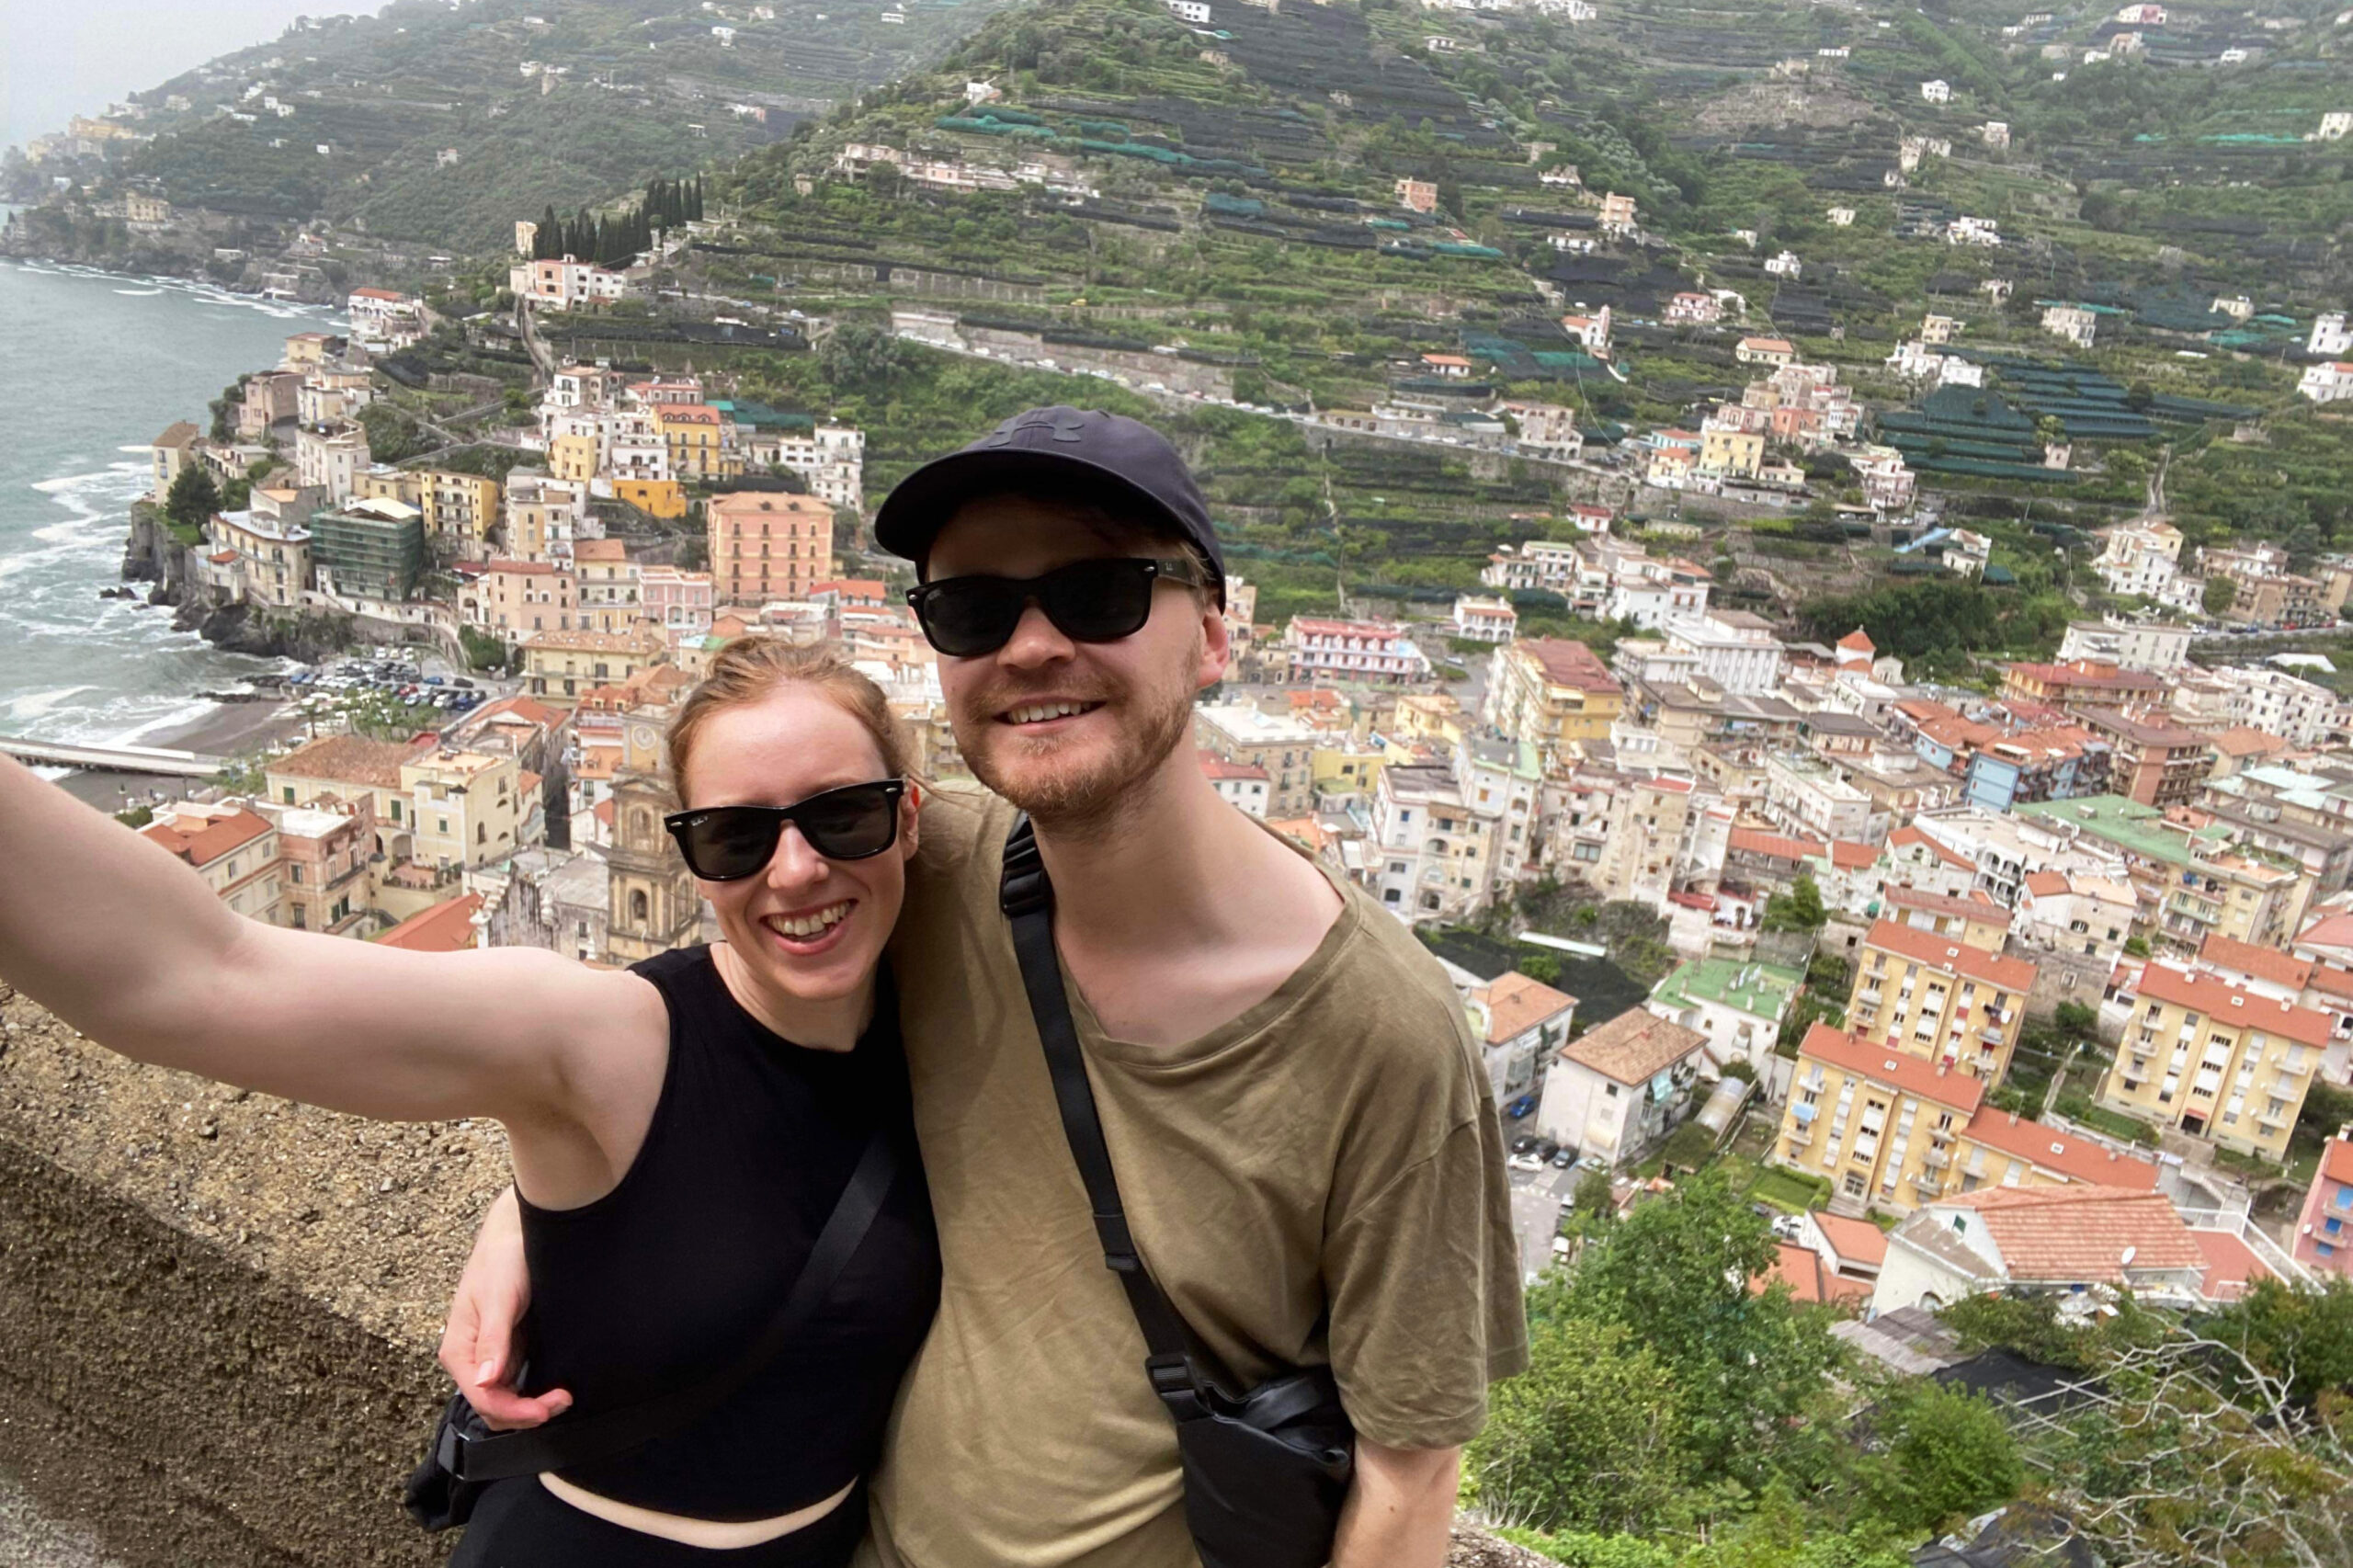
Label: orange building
xmin=707 ymin=491 xmax=835 ymax=608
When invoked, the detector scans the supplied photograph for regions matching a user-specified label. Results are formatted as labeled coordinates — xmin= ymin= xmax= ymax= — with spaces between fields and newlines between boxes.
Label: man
xmin=441 ymin=408 xmax=1524 ymax=1565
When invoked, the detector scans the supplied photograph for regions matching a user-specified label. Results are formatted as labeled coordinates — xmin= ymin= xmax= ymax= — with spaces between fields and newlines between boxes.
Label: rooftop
xmin=1960 ymin=1108 xmax=2159 ymax=1189
xmin=1862 ymin=917 xmax=2039 ymax=992
xmin=1481 ymin=971 xmax=1578 ymax=1044
xmin=1942 ymin=1186 xmax=2206 ymax=1282
xmin=2197 ymin=932 xmax=2313 ymax=991
xmin=268 ymin=734 xmax=415 ymax=790
xmin=1882 ymin=884 xmax=2014 ymax=928
xmin=1811 ymin=1211 xmax=1889 ymax=1270
xmin=1649 ymin=955 xmax=1802 ymax=1020
xmin=1727 ymin=826 xmax=1827 ymax=863
xmin=139 ymin=806 xmax=272 ymax=869
xmin=1561 ymin=1008 xmax=1707 ymax=1086
xmin=1796 ymin=1021 xmax=1984 ymax=1113
xmin=2132 ymin=961 xmax=2333 ymax=1047
xmin=375 ymin=893 xmax=484 ymax=954
xmin=2014 ymin=795 xmax=2226 ymax=869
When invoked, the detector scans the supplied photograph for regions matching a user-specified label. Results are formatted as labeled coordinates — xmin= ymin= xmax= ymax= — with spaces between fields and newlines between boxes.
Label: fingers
xmin=468 ymin=1379 xmax=573 ymax=1433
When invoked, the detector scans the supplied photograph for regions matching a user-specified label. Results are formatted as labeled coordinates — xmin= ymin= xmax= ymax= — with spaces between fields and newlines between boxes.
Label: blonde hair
xmin=666 ymin=638 xmax=914 ymax=806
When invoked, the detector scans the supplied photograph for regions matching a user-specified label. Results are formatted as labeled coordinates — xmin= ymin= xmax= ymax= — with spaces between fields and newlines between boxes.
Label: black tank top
xmin=516 ymin=945 xmax=940 ymax=1521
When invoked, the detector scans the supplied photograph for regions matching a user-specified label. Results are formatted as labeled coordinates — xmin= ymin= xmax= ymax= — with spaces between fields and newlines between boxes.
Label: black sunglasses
xmin=664 ymin=779 xmax=907 ymax=881
xmin=905 ymin=556 xmax=1205 ymax=658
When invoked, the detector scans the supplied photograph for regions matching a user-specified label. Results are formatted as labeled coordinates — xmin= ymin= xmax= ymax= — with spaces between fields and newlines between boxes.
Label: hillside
xmin=3 ymin=0 xmax=1017 ymax=252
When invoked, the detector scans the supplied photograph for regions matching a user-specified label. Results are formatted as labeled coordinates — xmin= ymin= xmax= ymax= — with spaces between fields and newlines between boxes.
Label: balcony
xmin=1920 ymin=1146 xmax=1949 ymax=1170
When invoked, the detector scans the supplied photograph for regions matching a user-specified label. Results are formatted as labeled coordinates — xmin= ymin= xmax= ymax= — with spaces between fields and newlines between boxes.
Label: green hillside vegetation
xmin=42 ymin=0 xmax=1021 ymax=249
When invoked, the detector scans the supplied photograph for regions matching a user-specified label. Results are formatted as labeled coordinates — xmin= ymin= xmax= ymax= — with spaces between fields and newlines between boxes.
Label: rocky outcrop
xmin=0 ymin=988 xmax=1553 ymax=1567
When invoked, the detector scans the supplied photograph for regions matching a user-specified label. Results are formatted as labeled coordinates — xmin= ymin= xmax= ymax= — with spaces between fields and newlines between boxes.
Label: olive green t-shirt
xmin=862 ymin=786 xmax=1527 ymax=1568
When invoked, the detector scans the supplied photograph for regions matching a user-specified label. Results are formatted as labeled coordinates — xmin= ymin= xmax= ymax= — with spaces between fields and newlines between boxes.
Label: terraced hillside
xmin=11 ymin=0 xmax=1019 ymax=250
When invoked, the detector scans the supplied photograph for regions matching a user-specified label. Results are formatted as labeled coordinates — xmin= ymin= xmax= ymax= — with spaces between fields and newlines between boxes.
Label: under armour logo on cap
xmin=983 ymin=408 xmax=1091 ymax=447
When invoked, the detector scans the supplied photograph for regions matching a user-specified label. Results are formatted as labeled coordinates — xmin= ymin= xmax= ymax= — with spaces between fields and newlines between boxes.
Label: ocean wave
xmin=4 ymin=686 xmax=97 ymax=721
xmin=113 ymin=287 xmax=165 ymax=297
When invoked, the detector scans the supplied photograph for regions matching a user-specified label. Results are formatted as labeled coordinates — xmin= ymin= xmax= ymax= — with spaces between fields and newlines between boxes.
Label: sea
xmin=0 ymin=239 xmax=342 ymax=749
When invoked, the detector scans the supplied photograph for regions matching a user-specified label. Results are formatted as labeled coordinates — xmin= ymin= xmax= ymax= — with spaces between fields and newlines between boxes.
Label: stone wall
xmin=0 ymin=984 xmax=1548 ymax=1566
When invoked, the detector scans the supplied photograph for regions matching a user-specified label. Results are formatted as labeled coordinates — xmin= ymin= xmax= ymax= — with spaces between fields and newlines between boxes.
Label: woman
xmin=0 ymin=639 xmax=941 ymax=1567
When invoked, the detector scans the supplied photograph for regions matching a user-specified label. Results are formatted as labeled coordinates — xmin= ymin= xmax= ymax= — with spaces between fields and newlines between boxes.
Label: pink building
xmin=1279 ymin=618 xmax=1433 ymax=686
xmin=642 ymin=565 xmax=717 ymax=642
xmin=2293 ymin=1131 xmax=2353 ymax=1276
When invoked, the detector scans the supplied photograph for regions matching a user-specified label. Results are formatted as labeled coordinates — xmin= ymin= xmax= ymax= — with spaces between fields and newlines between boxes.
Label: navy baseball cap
xmin=872 ymin=406 xmax=1225 ymax=604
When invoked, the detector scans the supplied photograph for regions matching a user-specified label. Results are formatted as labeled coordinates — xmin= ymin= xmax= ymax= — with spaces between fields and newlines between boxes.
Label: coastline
xmin=142 ymin=698 xmax=309 ymax=759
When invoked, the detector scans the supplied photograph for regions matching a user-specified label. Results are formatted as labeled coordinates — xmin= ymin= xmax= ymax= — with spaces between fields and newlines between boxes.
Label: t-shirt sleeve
xmin=1322 ymin=1114 xmax=1529 ymax=1450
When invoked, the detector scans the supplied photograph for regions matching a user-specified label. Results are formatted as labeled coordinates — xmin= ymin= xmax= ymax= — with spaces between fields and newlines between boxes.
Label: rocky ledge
xmin=0 ymin=987 xmax=1549 ymax=1566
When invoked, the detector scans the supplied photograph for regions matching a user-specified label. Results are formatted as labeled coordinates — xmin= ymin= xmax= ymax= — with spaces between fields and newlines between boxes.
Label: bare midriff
xmin=537 ymin=1473 xmax=858 ymax=1548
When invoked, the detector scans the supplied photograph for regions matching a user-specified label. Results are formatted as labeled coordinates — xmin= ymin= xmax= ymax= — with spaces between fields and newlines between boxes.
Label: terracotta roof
xmin=350 ymin=286 xmax=410 ymax=301
xmin=1796 ymin=1021 xmax=1984 ymax=1113
xmin=1518 ymin=637 xmax=1620 ymax=695
xmin=1836 ymin=627 xmax=1875 ymax=653
xmin=573 ymin=539 xmax=628 ymax=562
xmin=461 ymin=694 xmax=568 ymax=731
xmin=517 ymin=770 xmax=542 ymax=795
xmin=2189 ymin=1228 xmax=2270 ymax=1303
xmin=1960 ymin=1108 xmax=2159 ymax=1189
xmin=269 ymin=734 xmax=414 ymax=790
xmin=2024 ymin=869 xmax=2071 ymax=898
xmin=1729 ymin=826 xmax=1827 ymax=863
xmin=1752 ymin=1240 xmax=1871 ymax=1306
xmin=153 ymin=420 xmax=200 ymax=449
xmin=1862 ymin=917 xmax=2039 ymax=993
xmin=376 ymin=893 xmax=483 ymax=954
xmin=2197 ymin=933 xmax=2313 ymax=991
xmin=1827 ymin=840 xmax=1877 ymax=871
xmin=1883 ymin=885 xmax=2013 ymax=927
xmin=2134 ymin=962 xmax=2333 ymax=1048
xmin=1197 ymin=750 xmax=1269 ymax=784
xmin=1562 ymin=1009 xmax=1706 ymax=1086
xmin=1945 ymin=1186 xmax=2205 ymax=1282
xmin=140 ymin=808 xmax=272 ymax=869
xmin=1481 ymin=971 xmax=1578 ymax=1045
xmin=2300 ymin=913 xmax=2353 ymax=953
xmin=2319 ymin=1135 xmax=2353 ymax=1191
xmin=1812 ymin=1211 xmax=1889 ymax=1269
xmin=2211 ymin=727 xmax=2291 ymax=758
xmin=1889 ymin=825 xmax=1975 ymax=871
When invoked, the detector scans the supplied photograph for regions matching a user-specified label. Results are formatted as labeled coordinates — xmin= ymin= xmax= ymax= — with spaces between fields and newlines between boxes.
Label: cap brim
xmin=871 ymin=446 xmax=1197 ymax=569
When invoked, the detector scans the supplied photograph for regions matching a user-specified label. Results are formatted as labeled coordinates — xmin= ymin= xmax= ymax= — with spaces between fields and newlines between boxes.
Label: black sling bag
xmin=999 ymin=816 xmax=1355 ymax=1568
xmin=402 ymin=1127 xmax=898 ymax=1531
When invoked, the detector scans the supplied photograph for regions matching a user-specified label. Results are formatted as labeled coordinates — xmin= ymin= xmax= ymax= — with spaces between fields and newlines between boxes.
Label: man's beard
xmin=956 ymin=664 xmax=1197 ymax=836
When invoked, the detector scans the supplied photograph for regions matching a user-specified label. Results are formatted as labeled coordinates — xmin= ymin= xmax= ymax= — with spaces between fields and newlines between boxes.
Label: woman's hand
xmin=438 ymin=1187 xmax=571 ymax=1430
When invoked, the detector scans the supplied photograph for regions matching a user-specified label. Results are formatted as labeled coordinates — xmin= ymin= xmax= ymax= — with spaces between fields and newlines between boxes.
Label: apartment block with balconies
xmin=1777 ymin=1022 xmax=1984 ymax=1212
xmin=2104 ymin=960 xmax=2331 ymax=1161
xmin=1847 ymin=917 xmax=2039 ymax=1084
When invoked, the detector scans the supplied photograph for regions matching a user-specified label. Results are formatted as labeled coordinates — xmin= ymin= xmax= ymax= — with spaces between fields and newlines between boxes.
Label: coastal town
xmin=5 ymin=0 xmax=2353 ymax=1560
xmin=81 ymin=256 xmax=2353 ymax=1339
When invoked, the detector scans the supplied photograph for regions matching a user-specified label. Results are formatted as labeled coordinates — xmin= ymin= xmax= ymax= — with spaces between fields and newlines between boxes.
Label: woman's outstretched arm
xmin=0 ymin=753 xmax=631 ymax=1126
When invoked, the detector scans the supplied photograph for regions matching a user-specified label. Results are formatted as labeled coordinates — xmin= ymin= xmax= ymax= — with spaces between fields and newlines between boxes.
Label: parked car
xmin=1550 ymin=1147 xmax=1576 ymax=1169
xmin=1574 ymin=1153 xmax=1608 ymax=1174
xmin=1505 ymin=1094 xmax=1537 ymax=1119
xmin=1511 ymin=1133 xmax=1540 ymax=1156
xmin=1507 ymin=1151 xmax=1547 ymax=1174
xmin=1534 ymin=1139 xmax=1561 ymax=1162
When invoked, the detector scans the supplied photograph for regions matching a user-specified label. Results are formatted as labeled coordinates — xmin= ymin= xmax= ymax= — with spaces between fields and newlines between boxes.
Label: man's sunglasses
xmin=905 ymin=556 xmax=1206 ymax=658
xmin=663 ymin=779 xmax=907 ymax=881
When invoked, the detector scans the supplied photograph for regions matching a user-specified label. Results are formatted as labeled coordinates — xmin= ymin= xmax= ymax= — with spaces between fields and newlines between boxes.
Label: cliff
xmin=0 ymin=986 xmax=1550 ymax=1566
xmin=119 ymin=505 xmax=352 ymax=665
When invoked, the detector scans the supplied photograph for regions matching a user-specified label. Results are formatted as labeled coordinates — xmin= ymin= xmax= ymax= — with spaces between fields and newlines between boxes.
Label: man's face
xmin=927 ymin=494 xmax=1228 ymax=829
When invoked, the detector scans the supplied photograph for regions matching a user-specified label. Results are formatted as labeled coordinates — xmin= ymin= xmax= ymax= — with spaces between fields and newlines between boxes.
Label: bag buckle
xmin=438 ymin=1422 xmax=474 ymax=1482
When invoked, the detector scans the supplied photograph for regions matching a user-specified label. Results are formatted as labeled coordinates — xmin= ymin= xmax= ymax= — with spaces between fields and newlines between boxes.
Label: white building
xmin=2311 ymin=312 xmax=2351 ymax=358
xmin=1165 ymin=0 xmax=1211 ymax=19
xmin=1660 ymin=612 xmax=1787 ymax=695
xmin=1920 ymin=79 xmax=1951 ymax=104
xmin=2056 ymin=619 xmax=2196 ymax=673
xmin=1198 ymin=751 xmax=1269 ymax=818
xmin=2093 ymin=520 xmax=2186 ymax=599
xmin=2313 ymin=111 xmax=2351 ymax=142
xmin=507 ymin=256 xmax=630 ymax=310
xmin=2298 ymin=362 xmax=2353 ymax=403
xmin=2042 ymin=304 xmax=2098 ymax=348
xmin=1280 ymin=618 xmax=1432 ymax=686
xmin=1370 ymin=764 xmax=1497 ymax=923
xmin=1452 ymin=595 xmax=1518 ymax=644
xmin=1533 ymin=1009 xmax=1709 ymax=1167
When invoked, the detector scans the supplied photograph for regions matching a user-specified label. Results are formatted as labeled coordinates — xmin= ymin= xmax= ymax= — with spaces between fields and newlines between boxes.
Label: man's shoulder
xmin=1309 ymin=889 xmax=1482 ymax=1068
xmin=910 ymin=779 xmax=1017 ymax=883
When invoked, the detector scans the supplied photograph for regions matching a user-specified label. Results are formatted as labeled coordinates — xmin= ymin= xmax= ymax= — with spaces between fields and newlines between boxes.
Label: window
xmin=290 ymin=865 xmax=303 ymax=884
xmin=1605 ymin=1084 xmax=1620 ymax=1098
xmin=630 ymin=889 xmax=650 ymax=924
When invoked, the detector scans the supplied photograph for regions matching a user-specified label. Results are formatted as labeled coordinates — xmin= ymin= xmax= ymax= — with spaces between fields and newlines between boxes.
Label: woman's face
xmin=680 ymin=684 xmax=918 ymax=1008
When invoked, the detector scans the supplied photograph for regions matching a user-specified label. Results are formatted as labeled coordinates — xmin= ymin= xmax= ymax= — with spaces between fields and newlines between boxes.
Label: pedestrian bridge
xmin=0 ymin=734 xmax=226 ymax=778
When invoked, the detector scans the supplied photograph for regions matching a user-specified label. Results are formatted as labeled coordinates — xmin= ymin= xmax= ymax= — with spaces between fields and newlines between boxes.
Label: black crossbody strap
xmin=998 ymin=815 xmax=1223 ymax=1413
xmin=443 ymin=1126 xmax=898 ymax=1483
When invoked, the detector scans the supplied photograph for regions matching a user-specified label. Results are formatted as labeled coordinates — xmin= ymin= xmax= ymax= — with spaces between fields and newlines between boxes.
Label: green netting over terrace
xmin=1461 ymin=333 xmax=1609 ymax=381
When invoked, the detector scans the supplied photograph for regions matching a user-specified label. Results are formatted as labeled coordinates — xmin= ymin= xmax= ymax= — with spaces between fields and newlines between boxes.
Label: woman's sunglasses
xmin=664 ymin=779 xmax=907 ymax=881
xmin=905 ymin=556 xmax=1206 ymax=658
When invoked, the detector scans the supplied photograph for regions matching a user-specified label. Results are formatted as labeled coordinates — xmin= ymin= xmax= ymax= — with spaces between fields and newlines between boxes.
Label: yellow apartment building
xmin=1778 ymin=1021 xmax=1984 ymax=1211
xmin=265 ymin=735 xmax=418 ymax=856
xmin=1313 ymin=740 xmax=1387 ymax=801
xmin=2102 ymin=960 xmax=2332 ymax=1162
xmin=1699 ymin=426 xmax=1765 ymax=481
xmin=352 ymin=468 xmax=501 ymax=550
xmin=549 ymin=434 xmax=601 ymax=485
xmin=523 ymin=626 xmax=669 ymax=704
xmin=1481 ymin=637 xmax=1625 ymax=766
xmin=1847 ymin=917 xmax=2039 ymax=1084
xmin=401 ymin=749 xmax=526 ymax=870
xmin=1776 ymin=1020 xmax=2164 ymax=1214
xmin=660 ymin=404 xmax=737 ymax=482
xmin=612 ymin=477 xmax=687 ymax=519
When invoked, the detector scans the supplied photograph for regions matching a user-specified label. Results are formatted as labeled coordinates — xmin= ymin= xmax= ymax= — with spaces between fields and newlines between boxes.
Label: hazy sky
xmin=1 ymin=0 xmax=373 ymax=150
